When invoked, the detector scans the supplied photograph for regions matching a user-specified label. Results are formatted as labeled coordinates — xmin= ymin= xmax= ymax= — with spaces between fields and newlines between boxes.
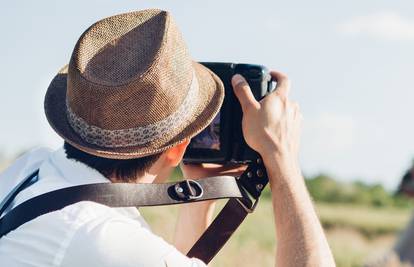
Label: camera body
xmin=183 ymin=62 xmax=273 ymax=164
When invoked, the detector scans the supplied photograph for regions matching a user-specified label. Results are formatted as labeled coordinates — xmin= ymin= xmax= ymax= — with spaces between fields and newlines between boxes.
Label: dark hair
xmin=63 ymin=142 xmax=162 ymax=182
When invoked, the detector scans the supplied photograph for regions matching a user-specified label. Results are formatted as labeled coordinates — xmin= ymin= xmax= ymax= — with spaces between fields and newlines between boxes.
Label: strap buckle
xmin=174 ymin=179 xmax=204 ymax=201
xmin=236 ymin=197 xmax=259 ymax=213
xmin=234 ymin=157 xmax=268 ymax=213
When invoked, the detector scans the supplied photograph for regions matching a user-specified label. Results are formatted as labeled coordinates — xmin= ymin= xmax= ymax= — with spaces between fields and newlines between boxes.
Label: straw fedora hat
xmin=44 ymin=9 xmax=224 ymax=159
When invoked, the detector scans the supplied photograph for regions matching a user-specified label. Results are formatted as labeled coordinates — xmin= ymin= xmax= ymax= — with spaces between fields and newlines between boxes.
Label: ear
xmin=164 ymin=139 xmax=190 ymax=167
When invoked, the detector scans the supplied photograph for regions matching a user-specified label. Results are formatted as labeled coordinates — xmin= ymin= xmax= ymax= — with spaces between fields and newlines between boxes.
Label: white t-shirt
xmin=0 ymin=147 xmax=206 ymax=267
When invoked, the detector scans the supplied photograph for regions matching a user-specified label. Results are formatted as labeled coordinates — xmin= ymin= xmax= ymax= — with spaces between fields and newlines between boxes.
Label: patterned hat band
xmin=66 ymin=71 xmax=199 ymax=148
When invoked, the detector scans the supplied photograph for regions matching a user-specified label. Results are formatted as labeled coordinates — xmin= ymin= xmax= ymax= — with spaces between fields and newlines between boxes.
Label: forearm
xmin=175 ymin=163 xmax=245 ymax=255
xmin=264 ymin=153 xmax=335 ymax=267
xmin=174 ymin=200 xmax=216 ymax=254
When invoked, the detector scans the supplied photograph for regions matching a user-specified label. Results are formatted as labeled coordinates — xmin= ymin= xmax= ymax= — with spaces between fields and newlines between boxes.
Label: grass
xmin=140 ymin=200 xmax=413 ymax=267
xmin=317 ymin=203 xmax=411 ymax=238
xmin=317 ymin=203 xmax=411 ymax=267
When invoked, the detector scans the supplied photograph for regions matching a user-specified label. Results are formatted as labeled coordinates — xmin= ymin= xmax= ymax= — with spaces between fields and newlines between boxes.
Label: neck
xmin=141 ymin=154 xmax=174 ymax=183
xmin=109 ymin=172 xmax=157 ymax=184
xmin=108 ymin=159 xmax=173 ymax=184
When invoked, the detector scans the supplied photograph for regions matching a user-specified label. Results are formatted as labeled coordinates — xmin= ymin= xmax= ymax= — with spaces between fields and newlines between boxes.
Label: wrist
xmin=261 ymin=146 xmax=299 ymax=170
xmin=261 ymin=151 xmax=302 ymax=187
xmin=256 ymin=132 xmax=298 ymax=164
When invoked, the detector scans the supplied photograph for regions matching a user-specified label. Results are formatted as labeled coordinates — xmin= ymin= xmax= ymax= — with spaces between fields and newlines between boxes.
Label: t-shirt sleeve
xmin=60 ymin=216 xmax=207 ymax=267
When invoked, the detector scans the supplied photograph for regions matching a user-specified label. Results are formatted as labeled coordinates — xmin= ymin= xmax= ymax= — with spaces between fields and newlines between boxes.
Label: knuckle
xmin=284 ymin=76 xmax=291 ymax=84
xmin=266 ymin=93 xmax=281 ymax=105
xmin=235 ymin=80 xmax=250 ymax=89
xmin=276 ymin=72 xmax=290 ymax=83
xmin=241 ymin=85 xmax=251 ymax=94
xmin=278 ymin=94 xmax=288 ymax=103
xmin=282 ymin=79 xmax=291 ymax=90
xmin=244 ymin=102 xmax=258 ymax=112
xmin=280 ymin=74 xmax=289 ymax=83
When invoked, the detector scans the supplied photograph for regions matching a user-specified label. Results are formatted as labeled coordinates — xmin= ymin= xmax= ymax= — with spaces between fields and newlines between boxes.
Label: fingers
xmin=180 ymin=163 xmax=247 ymax=179
xmin=291 ymin=101 xmax=303 ymax=120
xmin=270 ymin=70 xmax=291 ymax=99
xmin=231 ymin=74 xmax=260 ymax=112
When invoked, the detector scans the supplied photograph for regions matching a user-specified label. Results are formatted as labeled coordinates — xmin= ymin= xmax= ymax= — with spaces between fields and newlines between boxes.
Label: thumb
xmin=231 ymin=74 xmax=259 ymax=112
xmin=270 ymin=71 xmax=290 ymax=99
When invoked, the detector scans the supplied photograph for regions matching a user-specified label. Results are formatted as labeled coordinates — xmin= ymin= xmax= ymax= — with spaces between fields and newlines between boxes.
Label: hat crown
xmin=74 ymin=9 xmax=166 ymax=86
xmin=66 ymin=9 xmax=193 ymax=131
xmin=44 ymin=9 xmax=224 ymax=159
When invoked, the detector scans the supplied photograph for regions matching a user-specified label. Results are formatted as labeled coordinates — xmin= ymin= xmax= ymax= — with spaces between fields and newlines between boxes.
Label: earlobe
xmin=165 ymin=139 xmax=190 ymax=167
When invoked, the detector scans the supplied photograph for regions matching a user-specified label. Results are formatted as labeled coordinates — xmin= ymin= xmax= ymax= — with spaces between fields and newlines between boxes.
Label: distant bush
xmin=305 ymin=174 xmax=413 ymax=208
xmin=169 ymin=166 xmax=412 ymax=208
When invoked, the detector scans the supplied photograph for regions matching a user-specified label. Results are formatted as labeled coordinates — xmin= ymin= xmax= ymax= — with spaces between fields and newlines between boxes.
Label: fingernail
xmin=232 ymin=74 xmax=244 ymax=86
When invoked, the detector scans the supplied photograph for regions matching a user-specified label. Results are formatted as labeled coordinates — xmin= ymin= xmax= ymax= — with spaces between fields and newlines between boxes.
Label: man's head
xmin=44 ymin=9 xmax=224 ymax=179
xmin=410 ymin=160 xmax=414 ymax=177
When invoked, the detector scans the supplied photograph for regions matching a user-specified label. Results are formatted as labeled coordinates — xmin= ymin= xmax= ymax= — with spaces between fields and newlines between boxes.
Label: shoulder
xmin=0 ymin=147 xmax=52 ymax=201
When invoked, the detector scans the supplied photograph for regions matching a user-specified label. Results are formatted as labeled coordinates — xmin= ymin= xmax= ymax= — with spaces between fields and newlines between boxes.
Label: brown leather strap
xmin=187 ymin=158 xmax=269 ymax=264
xmin=187 ymin=198 xmax=249 ymax=263
xmin=0 ymin=176 xmax=242 ymax=238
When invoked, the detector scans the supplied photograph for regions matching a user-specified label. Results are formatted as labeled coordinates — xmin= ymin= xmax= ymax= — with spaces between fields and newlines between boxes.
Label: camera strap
xmin=0 ymin=159 xmax=268 ymax=264
xmin=187 ymin=158 xmax=268 ymax=263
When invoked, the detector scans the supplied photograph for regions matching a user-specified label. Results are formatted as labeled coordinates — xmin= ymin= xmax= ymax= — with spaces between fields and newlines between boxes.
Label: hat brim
xmin=44 ymin=62 xmax=225 ymax=159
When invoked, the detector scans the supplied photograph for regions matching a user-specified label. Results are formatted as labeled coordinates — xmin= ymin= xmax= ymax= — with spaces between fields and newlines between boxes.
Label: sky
xmin=1 ymin=0 xmax=414 ymax=189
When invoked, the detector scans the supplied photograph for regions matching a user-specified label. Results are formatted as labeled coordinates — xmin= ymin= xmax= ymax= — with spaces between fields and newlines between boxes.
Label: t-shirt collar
xmin=48 ymin=147 xmax=110 ymax=185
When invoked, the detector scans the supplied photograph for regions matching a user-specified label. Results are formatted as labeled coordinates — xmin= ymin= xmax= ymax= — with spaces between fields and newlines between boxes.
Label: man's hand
xmin=232 ymin=71 xmax=302 ymax=174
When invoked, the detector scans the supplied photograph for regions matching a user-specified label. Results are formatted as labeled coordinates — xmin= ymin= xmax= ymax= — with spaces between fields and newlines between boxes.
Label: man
xmin=367 ymin=162 xmax=414 ymax=267
xmin=393 ymin=161 xmax=414 ymax=265
xmin=397 ymin=161 xmax=414 ymax=197
xmin=0 ymin=9 xmax=335 ymax=267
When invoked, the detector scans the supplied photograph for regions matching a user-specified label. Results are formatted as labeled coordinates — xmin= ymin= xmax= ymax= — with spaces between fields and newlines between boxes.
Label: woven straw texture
xmin=44 ymin=9 xmax=224 ymax=159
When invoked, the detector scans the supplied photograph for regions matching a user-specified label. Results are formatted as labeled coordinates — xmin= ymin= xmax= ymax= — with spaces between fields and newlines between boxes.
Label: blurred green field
xmin=140 ymin=200 xmax=413 ymax=267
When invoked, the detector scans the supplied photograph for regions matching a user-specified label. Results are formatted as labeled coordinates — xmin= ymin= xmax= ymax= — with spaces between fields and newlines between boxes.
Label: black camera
xmin=183 ymin=62 xmax=274 ymax=164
